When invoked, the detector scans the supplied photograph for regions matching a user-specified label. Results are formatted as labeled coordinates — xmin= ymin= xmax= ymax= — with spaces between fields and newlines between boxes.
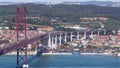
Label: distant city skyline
xmin=0 ymin=0 xmax=120 ymax=3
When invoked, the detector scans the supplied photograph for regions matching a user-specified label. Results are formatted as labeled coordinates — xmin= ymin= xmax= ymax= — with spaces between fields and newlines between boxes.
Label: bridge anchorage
xmin=16 ymin=7 xmax=28 ymax=68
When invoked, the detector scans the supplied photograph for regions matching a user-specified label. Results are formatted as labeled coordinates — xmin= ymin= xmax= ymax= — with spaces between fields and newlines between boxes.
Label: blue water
xmin=0 ymin=55 xmax=120 ymax=68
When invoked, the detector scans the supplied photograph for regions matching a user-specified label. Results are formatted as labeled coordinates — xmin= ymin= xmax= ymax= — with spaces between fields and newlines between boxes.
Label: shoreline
xmin=42 ymin=52 xmax=113 ymax=56
xmin=5 ymin=51 xmax=113 ymax=56
xmin=5 ymin=51 xmax=37 ymax=55
xmin=80 ymin=53 xmax=113 ymax=55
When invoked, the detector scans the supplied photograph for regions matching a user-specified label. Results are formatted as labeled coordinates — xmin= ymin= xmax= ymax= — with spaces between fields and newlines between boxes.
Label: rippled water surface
xmin=0 ymin=54 xmax=120 ymax=68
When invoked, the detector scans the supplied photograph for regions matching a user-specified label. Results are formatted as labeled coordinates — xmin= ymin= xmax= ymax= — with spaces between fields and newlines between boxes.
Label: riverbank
xmin=5 ymin=51 xmax=114 ymax=56
xmin=42 ymin=52 xmax=72 ymax=55
xmin=42 ymin=52 xmax=113 ymax=56
xmin=5 ymin=51 xmax=37 ymax=55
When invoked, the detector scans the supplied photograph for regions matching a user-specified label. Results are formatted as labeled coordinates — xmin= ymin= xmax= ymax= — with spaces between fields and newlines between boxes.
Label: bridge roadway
xmin=0 ymin=33 xmax=48 ymax=55
xmin=0 ymin=30 xmax=112 ymax=56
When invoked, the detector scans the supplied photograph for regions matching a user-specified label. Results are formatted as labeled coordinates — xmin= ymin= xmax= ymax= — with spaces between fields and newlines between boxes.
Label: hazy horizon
xmin=0 ymin=0 xmax=120 ymax=3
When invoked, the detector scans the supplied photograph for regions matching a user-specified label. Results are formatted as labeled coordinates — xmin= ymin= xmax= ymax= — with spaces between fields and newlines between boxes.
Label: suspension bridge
xmin=0 ymin=29 xmax=112 ymax=68
xmin=0 ymin=7 xmax=113 ymax=68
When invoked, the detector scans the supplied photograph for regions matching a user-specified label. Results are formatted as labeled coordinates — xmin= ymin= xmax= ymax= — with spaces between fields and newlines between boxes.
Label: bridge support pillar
xmin=55 ymin=34 xmax=57 ymax=46
xmin=48 ymin=34 xmax=51 ymax=48
xmin=71 ymin=32 xmax=73 ymax=41
xmin=90 ymin=31 xmax=93 ymax=39
xmin=64 ymin=33 xmax=67 ymax=42
xmin=84 ymin=32 xmax=86 ymax=39
xmin=98 ymin=31 xmax=100 ymax=36
xmin=51 ymin=36 xmax=54 ymax=49
xmin=104 ymin=30 xmax=106 ymax=35
xmin=59 ymin=33 xmax=62 ymax=45
xmin=77 ymin=32 xmax=79 ymax=40
xmin=16 ymin=7 xmax=28 ymax=68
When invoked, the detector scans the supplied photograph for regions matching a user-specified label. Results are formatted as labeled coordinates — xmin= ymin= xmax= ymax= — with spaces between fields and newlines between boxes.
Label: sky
xmin=0 ymin=0 xmax=119 ymax=3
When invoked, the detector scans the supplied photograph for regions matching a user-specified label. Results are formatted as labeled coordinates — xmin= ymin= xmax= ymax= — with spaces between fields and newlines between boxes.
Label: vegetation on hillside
xmin=0 ymin=4 xmax=120 ymax=30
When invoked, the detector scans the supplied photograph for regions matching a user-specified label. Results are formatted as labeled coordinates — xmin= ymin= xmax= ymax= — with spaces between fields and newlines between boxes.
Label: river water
xmin=0 ymin=54 xmax=120 ymax=68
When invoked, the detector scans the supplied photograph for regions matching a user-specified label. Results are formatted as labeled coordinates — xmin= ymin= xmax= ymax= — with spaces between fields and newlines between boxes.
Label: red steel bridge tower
xmin=16 ymin=7 xmax=28 ymax=68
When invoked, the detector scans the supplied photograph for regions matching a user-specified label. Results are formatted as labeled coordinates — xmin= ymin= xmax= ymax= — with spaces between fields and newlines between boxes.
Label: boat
xmin=72 ymin=48 xmax=80 ymax=55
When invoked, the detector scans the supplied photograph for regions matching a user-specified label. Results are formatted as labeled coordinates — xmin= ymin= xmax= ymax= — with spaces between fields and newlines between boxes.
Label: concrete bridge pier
xmin=83 ymin=32 xmax=86 ymax=39
xmin=98 ymin=31 xmax=100 ymax=36
xmin=51 ymin=35 xmax=54 ymax=49
xmin=64 ymin=33 xmax=67 ymax=42
xmin=48 ymin=34 xmax=51 ymax=48
xmin=104 ymin=30 xmax=106 ymax=35
xmin=55 ymin=34 xmax=58 ymax=46
xmin=90 ymin=31 xmax=93 ymax=39
xmin=71 ymin=32 xmax=73 ymax=41
xmin=77 ymin=32 xmax=79 ymax=40
xmin=59 ymin=33 xmax=62 ymax=45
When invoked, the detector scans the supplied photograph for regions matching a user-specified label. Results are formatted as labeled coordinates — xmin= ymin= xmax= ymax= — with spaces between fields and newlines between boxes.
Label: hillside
xmin=0 ymin=4 xmax=120 ymax=30
xmin=0 ymin=4 xmax=120 ymax=17
xmin=62 ymin=1 xmax=120 ymax=7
